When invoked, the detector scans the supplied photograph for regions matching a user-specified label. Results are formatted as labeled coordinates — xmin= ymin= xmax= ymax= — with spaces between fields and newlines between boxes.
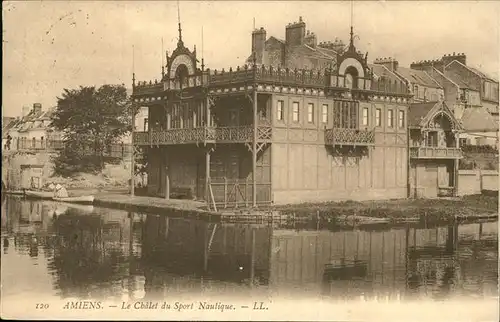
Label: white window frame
xmin=292 ymin=102 xmax=300 ymax=123
xmin=362 ymin=107 xmax=369 ymax=126
xmin=307 ymin=103 xmax=314 ymax=123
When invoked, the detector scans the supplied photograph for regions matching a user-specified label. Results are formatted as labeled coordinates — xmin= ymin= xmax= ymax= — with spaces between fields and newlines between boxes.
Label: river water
xmin=1 ymin=195 xmax=498 ymax=317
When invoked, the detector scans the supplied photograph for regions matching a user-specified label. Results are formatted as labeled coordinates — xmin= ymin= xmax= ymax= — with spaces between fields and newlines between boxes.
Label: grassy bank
xmin=270 ymin=194 xmax=498 ymax=224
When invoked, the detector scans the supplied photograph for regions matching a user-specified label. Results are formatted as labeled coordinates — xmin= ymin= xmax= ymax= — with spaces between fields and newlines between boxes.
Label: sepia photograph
xmin=1 ymin=0 xmax=499 ymax=320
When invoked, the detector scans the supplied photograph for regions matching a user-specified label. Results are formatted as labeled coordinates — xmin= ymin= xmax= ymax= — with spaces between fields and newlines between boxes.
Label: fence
xmin=206 ymin=177 xmax=272 ymax=209
xmin=457 ymin=169 xmax=499 ymax=196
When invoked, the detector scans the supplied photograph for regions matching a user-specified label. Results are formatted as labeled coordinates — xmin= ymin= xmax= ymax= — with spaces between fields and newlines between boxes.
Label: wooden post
xmin=245 ymin=177 xmax=249 ymax=208
xmin=223 ymin=177 xmax=227 ymax=209
xmin=252 ymin=90 xmax=258 ymax=207
xmin=250 ymin=227 xmax=256 ymax=287
xmin=206 ymin=97 xmax=211 ymax=127
xmin=203 ymin=225 xmax=208 ymax=272
xmin=164 ymin=152 xmax=170 ymax=200
xmin=130 ymin=106 xmax=136 ymax=197
xmin=205 ymin=148 xmax=211 ymax=206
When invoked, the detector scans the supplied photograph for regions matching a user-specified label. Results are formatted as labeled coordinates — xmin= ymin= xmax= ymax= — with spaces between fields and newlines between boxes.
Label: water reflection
xmin=1 ymin=196 xmax=498 ymax=302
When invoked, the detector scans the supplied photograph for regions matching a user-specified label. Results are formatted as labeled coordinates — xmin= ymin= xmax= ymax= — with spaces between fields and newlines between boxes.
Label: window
xmin=292 ymin=102 xmax=300 ymax=122
xmin=321 ymin=104 xmax=328 ymax=123
xmin=276 ymin=100 xmax=284 ymax=121
xmin=427 ymin=132 xmax=438 ymax=147
xmin=346 ymin=74 xmax=354 ymax=89
xmin=413 ymin=85 xmax=419 ymax=99
xmin=398 ymin=110 xmax=405 ymax=128
xmin=362 ymin=107 xmax=369 ymax=126
xmin=307 ymin=103 xmax=314 ymax=123
xmin=375 ymin=108 xmax=382 ymax=127
xmin=387 ymin=109 xmax=394 ymax=128
xmin=333 ymin=101 xmax=359 ymax=128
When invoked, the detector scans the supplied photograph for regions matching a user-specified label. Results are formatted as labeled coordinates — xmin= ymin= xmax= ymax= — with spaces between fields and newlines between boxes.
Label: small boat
xmin=53 ymin=195 xmax=95 ymax=205
xmin=25 ymin=190 xmax=53 ymax=200
xmin=25 ymin=190 xmax=94 ymax=205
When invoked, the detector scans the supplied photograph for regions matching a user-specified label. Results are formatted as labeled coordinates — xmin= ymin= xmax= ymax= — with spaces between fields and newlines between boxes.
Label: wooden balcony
xmin=324 ymin=128 xmax=375 ymax=146
xmin=409 ymin=146 xmax=463 ymax=159
xmin=133 ymin=125 xmax=272 ymax=146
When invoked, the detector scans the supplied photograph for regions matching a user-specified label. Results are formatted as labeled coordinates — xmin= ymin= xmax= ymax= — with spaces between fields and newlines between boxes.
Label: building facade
xmin=374 ymin=57 xmax=445 ymax=103
xmin=132 ymin=18 xmax=411 ymax=206
xmin=408 ymin=101 xmax=464 ymax=198
xmin=410 ymin=53 xmax=499 ymax=149
xmin=4 ymin=103 xmax=63 ymax=151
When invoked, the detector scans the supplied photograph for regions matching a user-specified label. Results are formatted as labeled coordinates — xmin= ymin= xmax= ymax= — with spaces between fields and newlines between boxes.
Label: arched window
xmin=345 ymin=66 xmax=359 ymax=89
xmin=175 ymin=64 xmax=189 ymax=88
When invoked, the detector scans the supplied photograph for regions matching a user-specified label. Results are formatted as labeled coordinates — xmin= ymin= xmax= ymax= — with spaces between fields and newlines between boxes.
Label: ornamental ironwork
xmin=132 ymin=125 xmax=272 ymax=146
xmin=324 ymin=128 xmax=375 ymax=146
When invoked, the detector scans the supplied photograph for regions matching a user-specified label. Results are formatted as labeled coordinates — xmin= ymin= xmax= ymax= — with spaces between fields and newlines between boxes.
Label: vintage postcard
xmin=1 ymin=0 xmax=499 ymax=320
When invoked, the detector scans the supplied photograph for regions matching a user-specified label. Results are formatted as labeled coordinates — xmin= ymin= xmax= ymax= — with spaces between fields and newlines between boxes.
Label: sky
xmin=2 ymin=0 xmax=500 ymax=117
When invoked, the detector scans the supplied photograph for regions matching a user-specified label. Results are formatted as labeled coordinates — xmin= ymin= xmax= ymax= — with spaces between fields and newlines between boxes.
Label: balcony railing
xmin=15 ymin=139 xmax=64 ymax=151
xmin=133 ymin=65 xmax=411 ymax=97
xmin=410 ymin=146 xmax=463 ymax=159
xmin=324 ymin=128 xmax=375 ymax=146
xmin=133 ymin=125 xmax=272 ymax=146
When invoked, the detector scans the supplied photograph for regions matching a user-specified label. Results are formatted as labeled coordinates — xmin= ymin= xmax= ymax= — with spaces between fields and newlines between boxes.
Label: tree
xmin=51 ymin=85 xmax=133 ymax=176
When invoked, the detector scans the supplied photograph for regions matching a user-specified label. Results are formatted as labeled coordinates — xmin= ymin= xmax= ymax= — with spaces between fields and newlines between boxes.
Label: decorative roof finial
xmin=161 ymin=37 xmax=165 ymax=78
xmin=348 ymin=0 xmax=356 ymax=51
xmin=132 ymin=44 xmax=136 ymax=87
xmin=177 ymin=0 xmax=183 ymax=47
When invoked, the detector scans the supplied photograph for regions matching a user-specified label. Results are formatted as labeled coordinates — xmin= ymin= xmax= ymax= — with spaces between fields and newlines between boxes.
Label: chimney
xmin=442 ymin=52 xmax=467 ymax=67
xmin=33 ymin=103 xmax=42 ymax=115
xmin=374 ymin=57 xmax=399 ymax=72
xmin=285 ymin=16 xmax=306 ymax=47
xmin=22 ymin=105 xmax=30 ymax=117
xmin=332 ymin=38 xmax=345 ymax=53
xmin=304 ymin=30 xmax=317 ymax=48
xmin=251 ymin=27 xmax=267 ymax=64
xmin=410 ymin=59 xmax=443 ymax=72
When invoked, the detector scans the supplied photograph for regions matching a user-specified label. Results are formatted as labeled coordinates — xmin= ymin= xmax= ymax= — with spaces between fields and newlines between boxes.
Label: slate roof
xmin=368 ymin=64 xmax=404 ymax=83
xmin=396 ymin=67 xmax=442 ymax=88
xmin=245 ymin=36 xmax=337 ymax=69
xmin=408 ymin=102 xmax=437 ymax=127
xmin=460 ymin=107 xmax=499 ymax=132
xmin=444 ymin=70 xmax=480 ymax=91
xmin=2 ymin=118 xmax=18 ymax=139
xmin=468 ymin=67 xmax=498 ymax=82
xmin=9 ymin=107 xmax=56 ymax=132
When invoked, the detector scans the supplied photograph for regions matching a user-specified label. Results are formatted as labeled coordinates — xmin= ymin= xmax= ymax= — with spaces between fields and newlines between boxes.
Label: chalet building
xmin=131 ymin=18 xmax=411 ymax=206
xmin=411 ymin=54 xmax=499 ymax=148
xmin=408 ymin=101 xmax=464 ymax=198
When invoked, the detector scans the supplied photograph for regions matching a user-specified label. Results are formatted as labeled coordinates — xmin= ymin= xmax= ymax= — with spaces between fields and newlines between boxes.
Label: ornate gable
xmin=336 ymin=27 xmax=370 ymax=79
xmin=165 ymin=26 xmax=198 ymax=80
xmin=420 ymin=101 xmax=464 ymax=131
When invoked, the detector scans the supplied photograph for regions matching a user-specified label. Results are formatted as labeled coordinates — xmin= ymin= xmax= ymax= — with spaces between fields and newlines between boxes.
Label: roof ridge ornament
xmin=177 ymin=0 xmax=184 ymax=48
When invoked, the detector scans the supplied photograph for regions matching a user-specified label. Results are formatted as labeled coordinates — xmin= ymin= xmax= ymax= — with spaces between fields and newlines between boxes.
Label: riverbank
xmin=269 ymin=194 xmax=498 ymax=224
xmin=10 ymin=187 xmax=497 ymax=225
